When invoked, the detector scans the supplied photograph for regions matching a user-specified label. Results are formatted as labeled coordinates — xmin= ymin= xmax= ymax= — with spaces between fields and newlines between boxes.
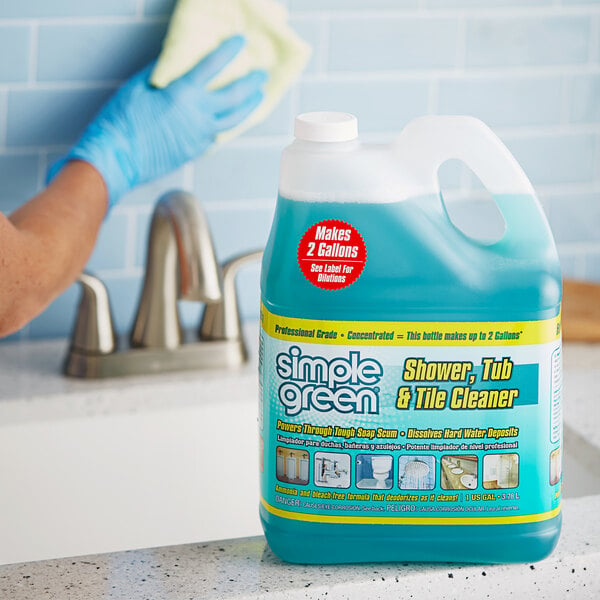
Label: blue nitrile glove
xmin=48 ymin=36 xmax=267 ymax=209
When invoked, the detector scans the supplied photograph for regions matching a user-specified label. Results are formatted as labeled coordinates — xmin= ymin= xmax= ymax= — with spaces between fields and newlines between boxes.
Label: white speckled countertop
xmin=0 ymin=336 xmax=599 ymax=598
xmin=0 ymin=496 xmax=599 ymax=599
xmin=0 ymin=337 xmax=258 ymax=425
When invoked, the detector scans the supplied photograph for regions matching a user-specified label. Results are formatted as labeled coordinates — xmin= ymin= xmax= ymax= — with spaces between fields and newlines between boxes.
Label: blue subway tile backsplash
xmin=570 ymin=74 xmax=600 ymax=123
xmin=247 ymin=91 xmax=294 ymax=137
xmin=329 ymin=17 xmax=460 ymax=71
xmin=144 ymin=0 xmax=177 ymax=17
xmin=0 ymin=27 xmax=30 ymax=83
xmin=0 ymin=0 xmax=137 ymax=19
xmin=0 ymin=0 xmax=599 ymax=341
xmin=288 ymin=17 xmax=322 ymax=75
xmin=546 ymin=193 xmax=600 ymax=244
xmin=205 ymin=204 xmax=275 ymax=261
xmin=7 ymin=88 xmax=114 ymax=147
xmin=288 ymin=1 xmax=419 ymax=10
xmin=86 ymin=212 xmax=130 ymax=272
xmin=426 ymin=0 xmax=549 ymax=5
xmin=27 ymin=283 xmax=79 ymax=340
xmin=298 ymin=79 xmax=430 ymax=132
xmin=193 ymin=145 xmax=282 ymax=203
xmin=466 ymin=16 xmax=591 ymax=68
xmin=0 ymin=154 xmax=40 ymax=211
xmin=37 ymin=22 xmax=168 ymax=82
xmin=506 ymin=133 xmax=597 ymax=186
xmin=437 ymin=76 xmax=564 ymax=127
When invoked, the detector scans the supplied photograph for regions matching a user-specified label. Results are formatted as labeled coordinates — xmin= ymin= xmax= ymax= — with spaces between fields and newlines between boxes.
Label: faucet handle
xmin=69 ymin=273 xmax=117 ymax=355
xmin=199 ymin=250 xmax=263 ymax=342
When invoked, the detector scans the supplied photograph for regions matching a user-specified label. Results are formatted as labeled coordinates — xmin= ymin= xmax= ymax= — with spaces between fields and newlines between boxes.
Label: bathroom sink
xmin=0 ymin=334 xmax=599 ymax=565
xmin=562 ymin=424 xmax=600 ymax=498
xmin=460 ymin=474 xmax=477 ymax=489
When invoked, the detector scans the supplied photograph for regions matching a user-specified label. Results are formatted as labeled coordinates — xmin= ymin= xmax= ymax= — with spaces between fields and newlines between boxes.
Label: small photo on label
xmin=483 ymin=453 xmax=519 ymax=489
xmin=355 ymin=454 xmax=394 ymax=490
xmin=398 ymin=455 xmax=436 ymax=490
xmin=550 ymin=447 xmax=562 ymax=486
xmin=314 ymin=452 xmax=351 ymax=488
xmin=276 ymin=447 xmax=310 ymax=485
xmin=441 ymin=455 xmax=478 ymax=490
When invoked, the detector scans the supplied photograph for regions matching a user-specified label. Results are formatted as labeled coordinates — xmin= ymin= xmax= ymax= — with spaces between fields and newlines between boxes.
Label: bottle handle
xmin=394 ymin=116 xmax=553 ymax=251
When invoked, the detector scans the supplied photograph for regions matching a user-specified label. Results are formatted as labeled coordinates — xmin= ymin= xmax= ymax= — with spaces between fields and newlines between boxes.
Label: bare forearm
xmin=0 ymin=161 xmax=107 ymax=337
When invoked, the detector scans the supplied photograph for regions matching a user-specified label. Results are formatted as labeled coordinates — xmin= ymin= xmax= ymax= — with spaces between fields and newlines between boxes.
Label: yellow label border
xmin=261 ymin=497 xmax=561 ymax=526
xmin=261 ymin=305 xmax=561 ymax=347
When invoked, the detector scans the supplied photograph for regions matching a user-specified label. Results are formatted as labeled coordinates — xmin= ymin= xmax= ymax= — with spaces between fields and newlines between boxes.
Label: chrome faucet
xmin=131 ymin=191 xmax=222 ymax=350
xmin=64 ymin=191 xmax=261 ymax=378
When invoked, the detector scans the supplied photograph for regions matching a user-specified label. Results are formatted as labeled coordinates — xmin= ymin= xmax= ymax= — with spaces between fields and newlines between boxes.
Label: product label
xmin=259 ymin=306 xmax=562 ymax=525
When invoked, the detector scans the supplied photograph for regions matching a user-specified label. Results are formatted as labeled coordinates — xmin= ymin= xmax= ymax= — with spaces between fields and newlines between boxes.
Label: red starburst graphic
xmin=297 ymin=219 xmax=367 ymax=290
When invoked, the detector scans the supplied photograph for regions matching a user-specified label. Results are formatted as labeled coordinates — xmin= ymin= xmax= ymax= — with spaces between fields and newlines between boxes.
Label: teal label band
xmin=259 ymin=308 xmax=562 ymax=526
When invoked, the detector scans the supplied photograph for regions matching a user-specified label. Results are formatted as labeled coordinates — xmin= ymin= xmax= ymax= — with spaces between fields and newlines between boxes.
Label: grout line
xmin=556 ymin=240 xmax=600 ymax=252
xmin=111 ymin=203 xmax=151 ymax=217
xmin=410 ymin=184 xmax=600 ymax=203
xmin=575 ymin=253 xmax=587 ymax=280
xmin=27 ymin=21 xmax=39 ymax=85
xmin=594 ymin=134 xmax=600 ymax=182
xmin=289 ymin=81 xmax=300 ymax=116
xmin=0 ymin=15 xmax=169 ymax=27
xmin=538 ymin=182 xmax=600 ymax=197
xmin=6 ymin=124 xmax=596 ymax=157
xmin=559 ymin=74 xmax=571 ymax=126
xmin=182 ymin=162 xmax=195 ymax=190
xmin=135 ymin=0 xmax=146 ymax=19
xmin=539 ymin=192 xmax=551 ymax=219
xmin=287 ymin=6 xmax=600 ymax=19
xmin=204 ymin=198 xmax=277 ymax=213
xmin=0 ymin=144 xmax=70 ymax=156
xmin=298 ymin=64 xmax=600 ymax=83
xmin=0 ymin=6 xmax=597 ymax=26
xmin=427 ymin=79 xmax=439 ymax=114
xmin=2 ymin=65 xmax=599 ymax=93
xmin=229 ymin=134 xmax=289 ymax=148
xmin=317 ymin=15 xmax=330 ymax=76
xmin=123 ymin=208 xmax=139 ymax=270
xmin=300 ymin=69 xmax=327 ymax=84
xmin=0 ymin=80 xmax=121 ymax=92
xmin=238 ymin=124 xmax=600 ymax=143
xmin=589 ymin=15 xmax=599 ymax=64
xmin=37 ymin=150 xmax=47 ymax=191
xmin=455 ymin=14 xmax=467 ymax=70
xmin=495 ymin=123 xmax=600 ymax=138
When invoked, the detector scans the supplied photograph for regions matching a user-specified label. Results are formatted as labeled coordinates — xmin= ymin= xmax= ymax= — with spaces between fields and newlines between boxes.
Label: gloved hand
xmin=48 ymin=35 xmax=267 ymax=209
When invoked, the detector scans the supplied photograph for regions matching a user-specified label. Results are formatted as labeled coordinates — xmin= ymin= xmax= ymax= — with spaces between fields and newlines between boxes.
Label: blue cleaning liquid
xmin=259 ymin=193 xmax=562 ymax=564
xmin=262 ymin=194 xmax=561 ymax=322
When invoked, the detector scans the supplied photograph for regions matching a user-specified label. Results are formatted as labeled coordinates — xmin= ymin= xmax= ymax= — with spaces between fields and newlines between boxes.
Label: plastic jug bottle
xmin=259 ymin=112 xmax=562 ymax=564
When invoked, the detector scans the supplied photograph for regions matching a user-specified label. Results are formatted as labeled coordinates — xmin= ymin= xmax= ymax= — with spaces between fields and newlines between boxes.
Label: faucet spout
xmin=131 ymin=191 xmax=222 ymax=349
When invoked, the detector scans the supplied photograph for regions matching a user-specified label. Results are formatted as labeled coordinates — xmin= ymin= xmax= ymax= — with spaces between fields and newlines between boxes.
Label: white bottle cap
xmin=294 ymin=112 xmax=358 ymax=142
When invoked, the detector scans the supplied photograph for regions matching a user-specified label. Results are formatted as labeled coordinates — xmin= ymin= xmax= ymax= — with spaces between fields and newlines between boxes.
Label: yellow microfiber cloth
xmin=151 ymin=0 xmax=311 ymax=142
